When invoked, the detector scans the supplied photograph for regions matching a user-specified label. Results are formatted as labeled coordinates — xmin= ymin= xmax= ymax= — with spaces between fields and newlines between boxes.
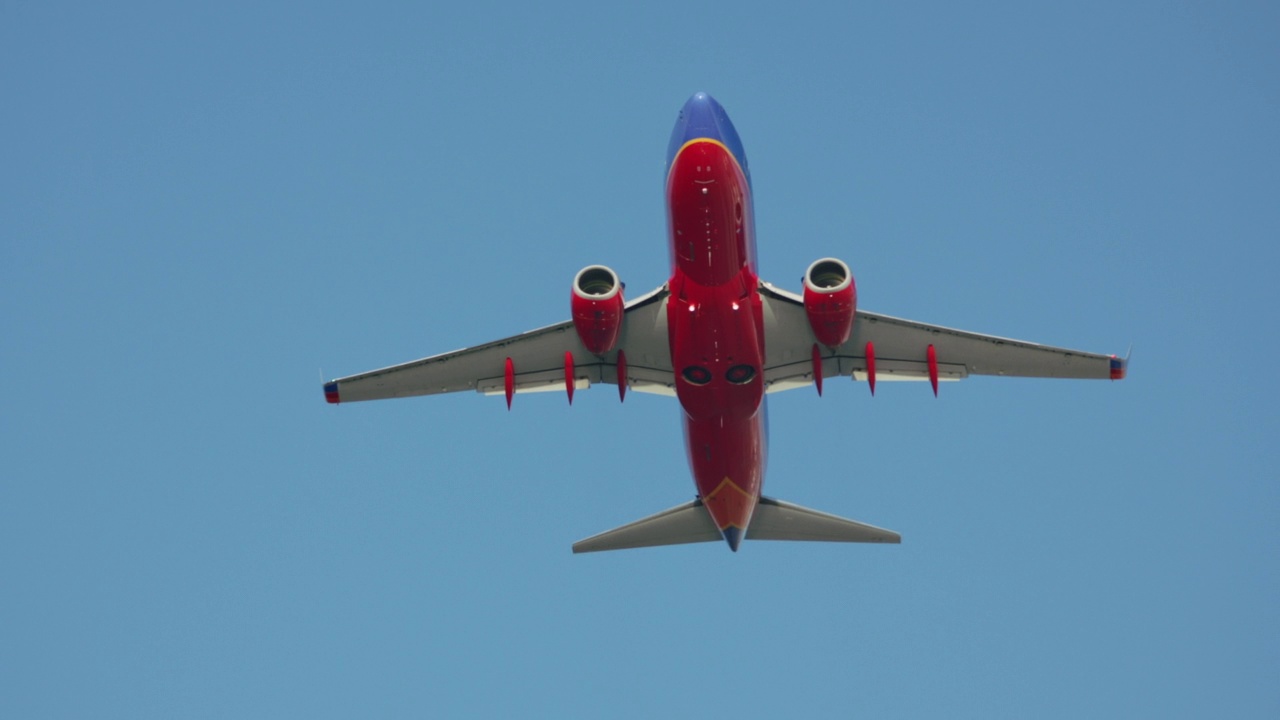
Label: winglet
xmin=323 ymin=381 xmax=340 ymax=404
xmin=1109 ymin=352 xmax=1128 ymax=381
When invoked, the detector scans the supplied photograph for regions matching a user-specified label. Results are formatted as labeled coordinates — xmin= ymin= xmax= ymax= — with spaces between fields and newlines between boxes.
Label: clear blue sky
xmin=3 ymin=2 xmax=1277 ymax=717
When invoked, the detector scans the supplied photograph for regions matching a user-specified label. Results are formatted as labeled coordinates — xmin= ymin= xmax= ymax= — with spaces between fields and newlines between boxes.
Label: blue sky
xmin=3 ymin=2 xmax=1277 ymax=717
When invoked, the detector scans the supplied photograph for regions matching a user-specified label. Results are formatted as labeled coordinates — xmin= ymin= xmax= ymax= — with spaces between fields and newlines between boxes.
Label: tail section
xmin=571 ymin=496 xmax=899 ymax=553
xmin=747 ymin=497 xmax=900 ymax=543
xmin=571 ymin=500 xmax=720 ymax=553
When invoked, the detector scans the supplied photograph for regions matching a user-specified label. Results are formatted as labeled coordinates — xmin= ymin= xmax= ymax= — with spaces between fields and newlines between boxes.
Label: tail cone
xmin=721 ymin=526 xmax=744 ymax=552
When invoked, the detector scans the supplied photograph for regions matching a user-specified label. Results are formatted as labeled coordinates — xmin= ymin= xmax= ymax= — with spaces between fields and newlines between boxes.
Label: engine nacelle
xmin=803 ymin=257 xmax=857 ymax=348
xmin=571 ymin=265 xmax=625 ymax=355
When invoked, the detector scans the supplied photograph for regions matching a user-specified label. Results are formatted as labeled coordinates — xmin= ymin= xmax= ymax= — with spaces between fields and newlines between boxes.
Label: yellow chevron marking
xmin=702 ymin=476 xmax=752 ymax=529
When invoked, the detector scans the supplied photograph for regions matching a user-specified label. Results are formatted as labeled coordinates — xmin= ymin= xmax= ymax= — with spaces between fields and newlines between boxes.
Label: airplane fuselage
xmin=664 ymin=95 xmax=765 ymax=550
xmin=321 ymin=91 xmax=1124 ymax=554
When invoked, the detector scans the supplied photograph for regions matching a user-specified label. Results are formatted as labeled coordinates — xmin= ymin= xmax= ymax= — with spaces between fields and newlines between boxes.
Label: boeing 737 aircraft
xmin=322 ymin=92 xmax=1127 ymax=553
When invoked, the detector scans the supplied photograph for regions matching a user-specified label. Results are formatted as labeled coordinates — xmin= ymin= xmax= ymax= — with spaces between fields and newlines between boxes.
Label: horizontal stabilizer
xmin=572 ymin=496 xmax=899 ymax=553
xmin=572 ymin=500 xmax=721 ymax=553
xmin=746 ymin=497 xmax=900 ymax=543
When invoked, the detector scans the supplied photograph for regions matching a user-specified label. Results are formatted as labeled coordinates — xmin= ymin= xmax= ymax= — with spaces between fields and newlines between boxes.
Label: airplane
xmin=322 ymin=92 xmax=1127 ymax=554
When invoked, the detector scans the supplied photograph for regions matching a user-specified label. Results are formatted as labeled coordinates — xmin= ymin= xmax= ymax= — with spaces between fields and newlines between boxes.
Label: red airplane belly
xmin=666 ymin=136 xmax=767 ymax=545
xmin=666 ymin=140 xmax=754 ymax=285
xmin=683 ymin=410 xmax=765 ymax=533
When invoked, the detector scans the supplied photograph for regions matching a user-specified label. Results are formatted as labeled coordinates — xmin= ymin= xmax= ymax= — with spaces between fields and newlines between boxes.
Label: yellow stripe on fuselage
xmin=668 ymin=137 xmax=747 ymax=182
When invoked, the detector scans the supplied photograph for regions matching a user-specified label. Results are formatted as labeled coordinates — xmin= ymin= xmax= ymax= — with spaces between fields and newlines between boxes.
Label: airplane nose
xmin=678 ymin=92 xmax=724 ymax=142
xmin=667 ymin=92 xmax=750 ymax=182
xmin=684 ymin=92 xmax=714 ymax=114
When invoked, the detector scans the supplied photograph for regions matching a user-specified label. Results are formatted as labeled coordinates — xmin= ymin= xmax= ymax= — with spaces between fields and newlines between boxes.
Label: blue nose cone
xmin=674 ymin=92 xmax=725 ymax=142
xmin=666 ymin=92 xmax=750 ymax=182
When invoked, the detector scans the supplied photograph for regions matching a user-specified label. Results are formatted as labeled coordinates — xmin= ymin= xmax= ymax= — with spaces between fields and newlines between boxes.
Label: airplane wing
xmin=758 ymin=281 xmax=1126 ymax=393
xmin=323 ymin=285 xmax=674 ymax=404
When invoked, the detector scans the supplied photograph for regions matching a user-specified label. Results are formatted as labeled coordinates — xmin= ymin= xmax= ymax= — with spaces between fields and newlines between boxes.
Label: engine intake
xmin=571 ymin=265 xmax=625 ymax=355
xmin=803 ymin=257 xmax=857 ymax=348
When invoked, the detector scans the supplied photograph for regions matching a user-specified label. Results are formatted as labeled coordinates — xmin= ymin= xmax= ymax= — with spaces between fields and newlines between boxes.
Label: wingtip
xmin=1109 ymin=353 xmax=1128 ymax=381
xmin=323 ymin=381 xmax=340 ymax=404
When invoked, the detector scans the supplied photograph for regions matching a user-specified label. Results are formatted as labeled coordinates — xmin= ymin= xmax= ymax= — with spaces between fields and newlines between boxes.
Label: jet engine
xmin=803 ymin=257 xmax=857 ymax=348
xmin=571 ymin=265 xmax=625 ymax=355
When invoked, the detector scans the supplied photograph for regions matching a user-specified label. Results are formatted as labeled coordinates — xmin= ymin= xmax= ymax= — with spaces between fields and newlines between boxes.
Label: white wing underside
xmin=324 ymin=280 xmax=1119 ymax=403
xmin=757 ymin=282 xmax=1120 ymax=393
xmin=326 ymin=285 xmax=675 ymax=403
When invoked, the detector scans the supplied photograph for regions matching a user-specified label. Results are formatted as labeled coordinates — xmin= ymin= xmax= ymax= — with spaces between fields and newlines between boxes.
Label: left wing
xmin=759 ymin=281 xmax=1126 ymax=393
xmin=324 ymin=285 xmax=674 ymax=404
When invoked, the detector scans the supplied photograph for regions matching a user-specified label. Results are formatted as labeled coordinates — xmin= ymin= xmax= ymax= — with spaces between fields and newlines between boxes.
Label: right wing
xmin=323 ymin=285 xmax=674 ymax=403
xmin=758 ymin=281 xmax=1126 ymax=392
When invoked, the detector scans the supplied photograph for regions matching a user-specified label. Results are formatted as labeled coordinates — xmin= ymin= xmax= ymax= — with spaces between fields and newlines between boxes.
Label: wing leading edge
xmin=323 ymin=285 xmax=674 ymax=404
